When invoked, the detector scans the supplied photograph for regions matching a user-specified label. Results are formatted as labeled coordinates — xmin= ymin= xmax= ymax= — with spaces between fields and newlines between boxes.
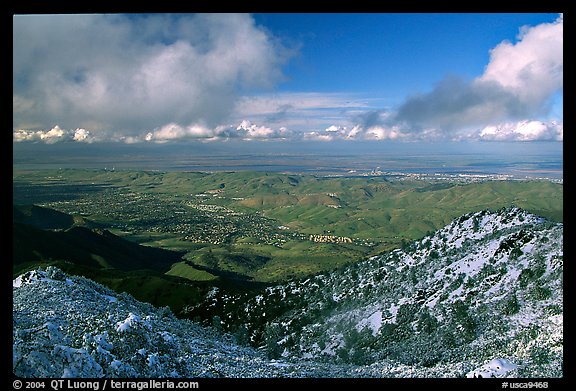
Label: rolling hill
xmin=13 ymin=169 xmax=563 ymax=283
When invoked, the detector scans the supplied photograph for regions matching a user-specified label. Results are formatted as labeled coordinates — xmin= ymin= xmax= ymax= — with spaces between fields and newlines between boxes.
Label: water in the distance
xmin=13 ymin=140 xmax=563 ymax=180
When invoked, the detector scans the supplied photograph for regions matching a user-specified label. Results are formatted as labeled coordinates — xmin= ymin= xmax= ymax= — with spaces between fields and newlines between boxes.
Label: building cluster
xmin=309 ymin=234 xmax=352 ymax=244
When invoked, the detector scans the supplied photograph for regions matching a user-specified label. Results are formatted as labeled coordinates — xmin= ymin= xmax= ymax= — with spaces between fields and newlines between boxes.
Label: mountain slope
xmin=13 ymin=267 xmax=471 ymax=378
xmin=13 ymin=267 xmax=269 ymax=378
xmin=13 ymin=207 xmax=563 ymax=378
xmin=188 ymin=207 xmax=563 ymax=377
xmin=13 ymin=204 xmax=80 ymax=230
xmin=13 ymin=222 xmax=184 ymax=274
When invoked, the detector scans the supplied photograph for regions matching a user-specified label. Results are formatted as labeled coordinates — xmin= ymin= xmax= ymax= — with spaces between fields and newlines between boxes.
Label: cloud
xmin=233 ymin=92 xmax=371 ymax=131
xmin=13 ymin=126 xmax=95 ymax=143
xmin=394 ymin=76 xmax=520 ymax=131
xmin=13 ymin=14 xmax=291 ymax=136
xmin=353 ymin=110 xmax=391 ymax=130
xmin=394 ymin=14 xmax=563 ymax=135
xmin=301 ymin=123 xmax=406 ymax=142
xmin=14 ymin=14 xmax=562 ymax=144
xmin=137 ymin=120 xmax=294 ymax=142
xmin=235 ymin=120 xmax=292 ymax=140
xmin=14 ymin=117 xmax=562 ymax=145
xmin=479 ymin=14 xmax=563 ymax=107
xmin=325 ymin=125 xmax=346 ymax=133
xmin=144 ymin=123 xmax=214 ymax=142
xmin=72 ymin=128 xmax=92 ymax=142
xmin=478 ymin=120 xmax=563 ymax=141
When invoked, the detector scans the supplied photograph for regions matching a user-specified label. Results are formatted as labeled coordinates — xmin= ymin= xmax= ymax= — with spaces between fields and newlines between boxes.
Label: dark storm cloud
xmin=354 ymin=110 xmax=391 ymax=130
xmin=394 ymin=76 xmax=529 ymax=132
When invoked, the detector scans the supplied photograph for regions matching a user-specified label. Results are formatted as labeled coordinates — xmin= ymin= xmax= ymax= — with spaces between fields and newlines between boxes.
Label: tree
xmin=211 ymin=315 xmax=223 ymax=334
xmin=417 ymin=308 xmax=438 ymax=334
xmin=263 ymin=323 xmax=283 ymax=359
xmin=234 ymin=325 xmax=250 ymax=346
xmin=501 ymin=294 xmax=520 ymax=315
xmin=510 ymin=246 xmax=523 ymax=260
xmin=450 ymin=300 xmax=476 ymax=343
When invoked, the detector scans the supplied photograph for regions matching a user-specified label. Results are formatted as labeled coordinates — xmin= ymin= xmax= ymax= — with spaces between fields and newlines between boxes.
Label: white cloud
xmin=41 ymin=126 xmax=65 ymax=141
xmin=146 ymin=123 xmax=214 ymax=142
xmin=362 ymin=126 xmax=404 ymax=141
xmin=14 ymin=117 xmax=563 ymax=144
xmin=138 ymin=120 xmax=295 ymax=142
xmin=236 ymin=120 xmax=284 ymax=139
xmin=479 ymin=14 xmax=563 ymax=108
xmin=325 ymin=125 xmax=346 ymax=132
xmin=478 ymin=120 xmax=563 ymax=141
xmin=13 ymin=14 xmax=562 ymax=144
xmin=73 ymin=128 xmax=91 ymax=142
xmin=13 ymin=14 xmax=290 ymax=135
xmin=13 ymin=126 xmax=97 ymax=143
xmin=301 ymin=123 xmax=406 ymax=141
xmin=13 ymin=129 xmax=37 ymax=143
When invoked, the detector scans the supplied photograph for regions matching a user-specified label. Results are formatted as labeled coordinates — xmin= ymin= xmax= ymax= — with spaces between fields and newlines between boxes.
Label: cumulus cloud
xmin=479 ymin=14 xmax=563 ymax=107
xmin=395 ymin=14 xmax=563 ymax=135
xmin=137 ymin=120 xmax=294 ymax=143
xmin=235 ymin=120 xmax=293 ymax=140
xmin=478 ymin=120 xmax=563 ymax=141
xmin=13 ymin=126 xmax=95 ymax=143
xmin=14 ymin=117 xmax=562 ymax=144
xmin=300 ymin=123 xmax=407 ymax=142
xmin=334 ymin=15 xmax=563 ymax=143
xmin=72 ymin=128 xmax=92 ymax=142
xmin=13 ymin=14 xmax=562 ymax=144
xmin=13 ymin=14 xmax=291 ymax=137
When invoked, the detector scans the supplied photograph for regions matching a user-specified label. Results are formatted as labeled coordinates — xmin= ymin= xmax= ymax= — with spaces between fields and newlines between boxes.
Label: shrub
xmin=501 ymin=294 xmax=520 ymax=315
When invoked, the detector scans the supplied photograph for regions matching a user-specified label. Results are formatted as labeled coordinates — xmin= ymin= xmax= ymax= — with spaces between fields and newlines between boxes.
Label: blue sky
xmin=253 ymin=13 xmax=557 ymax=93
xmin=13 ymin=13 xmax=563 ymax=144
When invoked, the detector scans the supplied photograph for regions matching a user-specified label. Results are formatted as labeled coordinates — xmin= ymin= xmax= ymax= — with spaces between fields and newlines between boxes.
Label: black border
xmin=10 ymin=1 xmax=571 ymax=389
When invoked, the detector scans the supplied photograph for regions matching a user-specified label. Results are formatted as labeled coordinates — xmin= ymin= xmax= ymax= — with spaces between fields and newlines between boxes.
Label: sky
xmin=13 ymin=13 xmax=563 ymax=144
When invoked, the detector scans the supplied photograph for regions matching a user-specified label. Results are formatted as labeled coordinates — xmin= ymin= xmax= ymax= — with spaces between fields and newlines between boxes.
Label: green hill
xmin=13 ymin=169 xmax=563 ymax=284
xmin=13 ymin=204 xmax=79 ymax=230
xmin=13 ymin=222 xmax=185 ymax=274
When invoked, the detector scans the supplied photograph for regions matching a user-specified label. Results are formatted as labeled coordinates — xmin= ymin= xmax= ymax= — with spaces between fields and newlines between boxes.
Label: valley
xmin=13 ymin=169 xmax=562 ymax=307
xmin=13 ymin=168 xmax=562 ymax=279
xmin=12 ymin=168 xmax=563 ymax=378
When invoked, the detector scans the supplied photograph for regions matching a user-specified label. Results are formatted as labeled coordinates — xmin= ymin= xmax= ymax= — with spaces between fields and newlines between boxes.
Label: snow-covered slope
xmin=13 ymin=267 xmax=377 ymax=378
xmin=13 ymin=266 xmax=503 ymax=378
xmin=13 ymin=207 xmax=563 ymax=378
xmin=13 ymin=267 xmax=260 ymax=377
xmin=192 ymin=207 xmax=563 ymax=377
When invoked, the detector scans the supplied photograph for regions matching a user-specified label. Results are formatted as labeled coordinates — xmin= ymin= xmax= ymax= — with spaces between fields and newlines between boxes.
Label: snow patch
xmin=100 ymin=294 xmax=118 ymax=303
xmin=356 ymin=310 xmax=382 ymax=336
xmin=466 ymin=358 xmax=518 ymax=378
xmin=116 ymin=313 xmax=141 ymax=333
xmin=13 ymin=269 xmax=74 ymax=288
